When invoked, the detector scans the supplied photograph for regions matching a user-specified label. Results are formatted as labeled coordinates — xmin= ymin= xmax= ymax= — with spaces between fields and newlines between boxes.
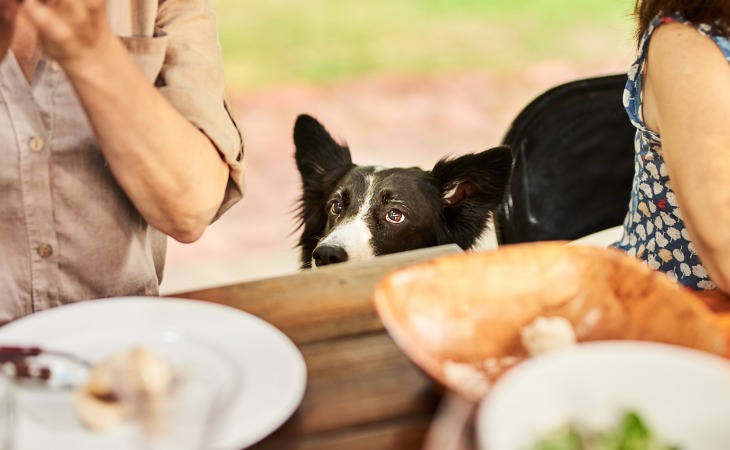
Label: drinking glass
xmin=0 ymin=374 xmax=14 ymax=450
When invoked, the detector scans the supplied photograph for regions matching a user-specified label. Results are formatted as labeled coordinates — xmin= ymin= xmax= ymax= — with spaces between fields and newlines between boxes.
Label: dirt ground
xmin=160 ymin=57 xmax=632 ymax=294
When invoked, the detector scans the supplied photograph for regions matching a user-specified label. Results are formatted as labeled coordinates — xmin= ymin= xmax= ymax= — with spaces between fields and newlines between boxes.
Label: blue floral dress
xmin=614 ymin=14 xmax=730 ymax=290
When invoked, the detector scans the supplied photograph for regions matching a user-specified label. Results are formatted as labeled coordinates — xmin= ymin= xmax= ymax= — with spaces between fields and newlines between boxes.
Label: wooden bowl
xmin=373 ymin=242 xmax=726 ymax=401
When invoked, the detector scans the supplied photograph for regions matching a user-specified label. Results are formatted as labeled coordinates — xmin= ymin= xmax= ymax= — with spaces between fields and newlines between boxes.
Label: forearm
xmin=64 ymin=34 xmax=229 ymax=243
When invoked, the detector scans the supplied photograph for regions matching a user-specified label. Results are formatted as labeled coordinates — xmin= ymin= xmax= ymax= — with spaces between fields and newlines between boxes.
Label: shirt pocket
xmin=119 ymin=29 xmax=169 ymax=83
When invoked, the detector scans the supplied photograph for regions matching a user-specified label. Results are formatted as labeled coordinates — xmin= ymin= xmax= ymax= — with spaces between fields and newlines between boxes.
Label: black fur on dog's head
xmin=294 ymin=114 xmax=513 ymax=268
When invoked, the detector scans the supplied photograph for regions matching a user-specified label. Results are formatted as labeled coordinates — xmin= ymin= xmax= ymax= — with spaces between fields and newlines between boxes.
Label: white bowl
xmin=477 ymin=341 xmax=730 ymax=450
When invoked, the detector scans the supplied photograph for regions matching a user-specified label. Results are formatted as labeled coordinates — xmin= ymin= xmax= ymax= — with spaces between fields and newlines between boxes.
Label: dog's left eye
xmin=385 ymin=209 xmax=405 ymax=224
xmin=330 ymin=200 xmax=342 ymax=215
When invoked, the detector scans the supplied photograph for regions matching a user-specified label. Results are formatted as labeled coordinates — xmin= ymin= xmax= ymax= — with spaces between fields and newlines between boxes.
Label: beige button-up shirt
xmin=0 ymin=0 xmax=245 ymax=322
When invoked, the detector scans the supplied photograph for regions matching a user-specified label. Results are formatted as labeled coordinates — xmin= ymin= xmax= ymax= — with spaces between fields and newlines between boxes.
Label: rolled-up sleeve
xmin=155 ymin=0 xmax=245 ymax=221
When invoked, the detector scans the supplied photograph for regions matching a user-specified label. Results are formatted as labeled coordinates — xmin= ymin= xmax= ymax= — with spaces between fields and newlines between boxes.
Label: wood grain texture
xmin=171 ymin=242 xmax=730 ymax=449
xmin=171 ymin=245 xmax=462 ymax=449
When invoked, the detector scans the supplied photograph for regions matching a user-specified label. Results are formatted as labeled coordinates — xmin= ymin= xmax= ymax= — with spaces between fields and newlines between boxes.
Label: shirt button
xmin=29 ymin=136 xmax=45 ymax=152
xmin=37 ymin=243 xmax=53 ymax=258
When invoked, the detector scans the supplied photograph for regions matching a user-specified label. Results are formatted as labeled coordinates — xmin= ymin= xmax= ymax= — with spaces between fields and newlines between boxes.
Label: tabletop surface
xmin=173 ymin=244 xmax=463 ymax=450
xmin=172 ymin=244 xmax=730 ymax=450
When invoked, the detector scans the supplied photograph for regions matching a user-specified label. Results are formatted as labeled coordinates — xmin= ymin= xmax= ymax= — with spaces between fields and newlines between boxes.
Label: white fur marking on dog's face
xmin=314 ymin=175 xmax=378 ymax=265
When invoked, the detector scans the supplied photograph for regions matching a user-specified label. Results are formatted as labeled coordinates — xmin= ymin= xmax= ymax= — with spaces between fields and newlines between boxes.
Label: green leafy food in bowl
xmin=532 ymin=411 xmax=680 ymax=450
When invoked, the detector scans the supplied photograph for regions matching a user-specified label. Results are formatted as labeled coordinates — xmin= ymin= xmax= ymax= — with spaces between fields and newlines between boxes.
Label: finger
xmin=21 ymin=0 xmax=73 ymax=43
xmin=2 ymin=0 xmax=20 ymax=23
xmin=64 ymin=0 xmax=108 ymax=34
xmin=85 ymin=0 xmax=107 ymax=26
xmin=63 ymin=0 xmax=109 ymax=34
xmin=53 ymin=0 xmax=88 ymax=26
xmin=0 ymin=1 xmax=19 ymax=55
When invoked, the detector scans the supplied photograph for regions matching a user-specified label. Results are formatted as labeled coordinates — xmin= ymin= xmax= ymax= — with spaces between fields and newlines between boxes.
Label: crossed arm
xmin=3 ymin=0 xmax=233 ymax=243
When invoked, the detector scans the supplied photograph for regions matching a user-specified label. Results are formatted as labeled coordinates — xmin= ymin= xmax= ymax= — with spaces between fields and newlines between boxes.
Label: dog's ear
xmin=294 ymin=114 xmax=354 ymax=183
xmin=293 ymin=114 xmax=356 ymax=267
xmin=430 ymin=145 xmax=513 ymax=248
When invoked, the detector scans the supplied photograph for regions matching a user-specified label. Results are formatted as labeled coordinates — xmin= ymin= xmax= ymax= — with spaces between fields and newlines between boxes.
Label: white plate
xmin=0 ymin=297 xmax=307 ymax=450
xmin=568 ymin=225 xmax=624 ymax=247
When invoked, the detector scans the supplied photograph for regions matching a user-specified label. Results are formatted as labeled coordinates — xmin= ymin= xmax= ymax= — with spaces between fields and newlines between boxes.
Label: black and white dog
xmin=294 ymin=114 xmax=512 ymax=268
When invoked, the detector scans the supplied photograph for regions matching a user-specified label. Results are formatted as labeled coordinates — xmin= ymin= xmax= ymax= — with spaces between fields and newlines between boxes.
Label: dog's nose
xmin=312 ymin=245 xmax=348 ymax=267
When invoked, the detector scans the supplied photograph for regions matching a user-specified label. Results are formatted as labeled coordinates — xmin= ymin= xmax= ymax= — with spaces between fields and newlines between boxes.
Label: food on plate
xmin=373 ymin=242 xmax=726 ymax=400
xmin=74 ymin=346 xmax=173 ymax=431
xmin=532 ymin=411 xmax=680 ymax=450
xmin=520 ymin=316 xmax=577 ymax=356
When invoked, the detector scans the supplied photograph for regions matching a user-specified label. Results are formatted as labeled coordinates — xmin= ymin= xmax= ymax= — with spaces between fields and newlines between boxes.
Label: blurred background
xmin=160 ymin=0 xmax=636 ymax=294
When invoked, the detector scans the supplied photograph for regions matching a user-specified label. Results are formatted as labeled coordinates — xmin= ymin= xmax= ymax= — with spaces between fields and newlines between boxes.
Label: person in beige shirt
xmin=0 ymin=0 xmax=245 ymax=322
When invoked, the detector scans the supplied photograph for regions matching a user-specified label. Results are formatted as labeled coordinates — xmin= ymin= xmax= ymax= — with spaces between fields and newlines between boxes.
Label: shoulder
xmin=651 ymin=21 xmax=723 ymax=58
xmin=648 ymin=20 xmax=730 ymax=73
xmin=641 ymin=18 xmax=730 ymax=136
xmin=646 ymin=20 xmax=730 ymax=99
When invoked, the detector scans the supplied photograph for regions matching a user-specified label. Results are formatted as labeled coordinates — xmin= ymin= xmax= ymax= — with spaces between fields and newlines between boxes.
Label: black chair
xmin=494 ymin=74 xmax=636 ymax=245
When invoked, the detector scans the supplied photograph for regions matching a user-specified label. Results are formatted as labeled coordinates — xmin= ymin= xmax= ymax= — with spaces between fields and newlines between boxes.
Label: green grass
xmin=212 ymin=0 xmax=635 ymax=89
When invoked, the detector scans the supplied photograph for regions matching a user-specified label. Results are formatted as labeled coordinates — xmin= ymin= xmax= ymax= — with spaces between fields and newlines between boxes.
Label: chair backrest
xmin=494 ymin=74 xmax=636 ymax=245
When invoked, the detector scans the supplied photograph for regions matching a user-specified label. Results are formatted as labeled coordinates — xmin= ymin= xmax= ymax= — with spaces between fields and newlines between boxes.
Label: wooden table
xmin=172 ymin=245 xmax=463 ymax=450
xmin=172 ymin=244 xmax=730 ymax=450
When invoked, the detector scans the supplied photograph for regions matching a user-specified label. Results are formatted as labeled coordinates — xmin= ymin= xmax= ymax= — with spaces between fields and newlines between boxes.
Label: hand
xmin=21 ymin=0 xmax=114 ymax=71
xmin=0 ymin=0 xmax=20 ymax=61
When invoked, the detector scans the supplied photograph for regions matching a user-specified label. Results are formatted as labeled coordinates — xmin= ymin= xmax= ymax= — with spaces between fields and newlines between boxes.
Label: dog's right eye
xmin=330 ymin=200 xmax=342 ymax=215
xmin=386 ymin=209 xmax=405 ymax=224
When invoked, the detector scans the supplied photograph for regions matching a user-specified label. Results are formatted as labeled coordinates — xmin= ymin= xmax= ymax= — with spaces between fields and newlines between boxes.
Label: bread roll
xmin=74 ymin=347 xmax=173 ymax=431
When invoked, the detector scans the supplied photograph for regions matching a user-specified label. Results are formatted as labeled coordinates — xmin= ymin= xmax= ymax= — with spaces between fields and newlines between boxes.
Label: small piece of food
xmin=74 ymin=347 xmax=173 ymax=432
xmin=442 ymin=360 xmax=491 ymax=399
xmin=532 ymin=411 xmax=680 ymax=450
xmin=74 ymin=388 xmax=126 ymax=431
xmin=520 ymin=316 xmax=577 ymax=356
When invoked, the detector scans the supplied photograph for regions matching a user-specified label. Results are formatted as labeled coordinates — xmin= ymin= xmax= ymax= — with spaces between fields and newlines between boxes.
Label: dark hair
xmin=635 ymin=0 xmax=730 ymax=42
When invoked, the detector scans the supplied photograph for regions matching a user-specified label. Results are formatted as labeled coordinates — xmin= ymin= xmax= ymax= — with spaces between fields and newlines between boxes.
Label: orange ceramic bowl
xmin=373 ymin=242 xmax=725 ymax=401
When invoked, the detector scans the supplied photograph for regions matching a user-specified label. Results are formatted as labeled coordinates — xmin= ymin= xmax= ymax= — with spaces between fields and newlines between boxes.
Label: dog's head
xmin=294 ymin=114 xmax=512 ymax=268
